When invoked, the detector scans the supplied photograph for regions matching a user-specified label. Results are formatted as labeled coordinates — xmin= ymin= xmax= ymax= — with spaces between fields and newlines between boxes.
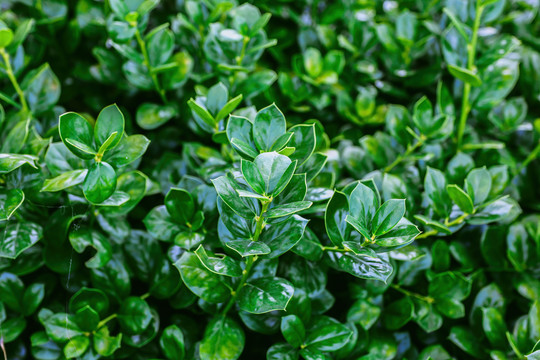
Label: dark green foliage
xmin=1 ymin=0 xmax=540 ymax=359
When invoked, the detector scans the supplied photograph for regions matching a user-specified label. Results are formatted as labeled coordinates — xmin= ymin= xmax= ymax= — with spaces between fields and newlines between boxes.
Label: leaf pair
xmin=48 ymin=104 xmax=149 ymax=204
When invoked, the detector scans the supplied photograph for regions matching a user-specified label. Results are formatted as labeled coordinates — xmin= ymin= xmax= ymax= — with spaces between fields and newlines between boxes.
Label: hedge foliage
xmin=1 ymin=0 xmax=540 ymax=359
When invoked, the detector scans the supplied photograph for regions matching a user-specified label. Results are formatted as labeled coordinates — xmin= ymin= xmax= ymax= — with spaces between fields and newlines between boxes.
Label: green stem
xmin=221 ymin=198 xmax=270 ymax=317
xmin=97 ymin=313 xmax=117 ymax=329
xmin=134 ymin=28 xmax=167 ymax=103
xmin=221 ymin=255 xmax=257 ymax=317
xmin=445 ymin=213 xmax=469 ymax=227
xmin=384 ymin=137 xmax=425 ymax=173
xmin=390 ymin=284 xmax=435 ymax=303
xmin=515 ymin=140 xmax=540 ymax=175
xmin=140 ymin=292 xmax=150 ymax=300
xmin=416 ymin=213 xmax=470 ymax=240
xmin=236 ymin=36 xmax=250 ymax=66
xmin=0 ymin=48 xmax=29 ymax=113
xmin=456 ymin=3 xmax=484 ymax=150
xmin=252 ymin=201 xmax=270 ymax=242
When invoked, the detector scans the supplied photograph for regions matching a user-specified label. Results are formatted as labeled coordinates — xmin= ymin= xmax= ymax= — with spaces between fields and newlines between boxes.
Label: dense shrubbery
xmin=1 ymin=0 xmax=540 ymax=359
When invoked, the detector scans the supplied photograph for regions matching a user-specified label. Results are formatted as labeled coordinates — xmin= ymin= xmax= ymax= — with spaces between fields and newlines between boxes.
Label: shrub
xmin=1 ymin=0 xmax=540 ymax=359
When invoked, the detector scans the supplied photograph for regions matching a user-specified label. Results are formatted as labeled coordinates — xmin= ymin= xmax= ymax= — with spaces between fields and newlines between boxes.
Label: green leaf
xmin=0 ymin=222 xmax=43 ymax=259
xmin=231 ymin=138 xmax=259 ymax=159
xmin=94 ymin=104 xmax=124 ymax=151
xmin=65 ymin=138 xmax=97 ymax=156
xmin=281 ymin=314 xmax=305 ymax=348
xmin=104 ymin=134 xmax=151 ymax=166
xmin=413 ymin=96 xmax=433 ymax=135
xmin=303 ymin=316 xmax=353 ymax=352
xmin=83 ymin=161 xmax=117 ymax=204
xmin=448 ymin=65 xmax=482 ymax=86
xmin=267 ymin=343 xmax=298 ymax=360
xmin=428 ymin=272 xmax=471 ymax=301
xmin=260 ymin=215 xmax=309 ymax=258
xmin=383 ymin=297 xmax=414 ymax=330
xmin=265 ymin=201 xmax=312 ymax=218
xmin=253 ymin=152 xmax=297 ymax=196
xmin=448 ymin=326 xmax=485 ymax=359
xmin=345 ymin=214 xmax=371 ymax=240
xmin=303 ymin=48 xmax=323 ymax=78
xmin=144 ymin=205 xmax=182 ymax=241
xmin=69 ymin=228 xmax=112 ymax=268
xmin=227 ymin=115 xmax=257 ymax=159
xmin=64 ymin=336 xmax=90 ymax=359
xmin=194 ymin=245 xmax=242 ymax=277
xmin=465 ymin=167 xmax=492 ymax=205
xmin=174 ymin=252 xmax=231 ymax=303
xmin=442 ymin=7 xmax=469 ymax=42
xmin=0 ymin=154 xmax=38 ymax=174
xmin=0 ymin=273 xmax=24 ymax=312
xmin=160 ymin=325 xmax=185 ymax=360
xmin=241 ymin=159 xmax=265 ymax=194
xmin=238 ymin=277 xmax=294 ymax=314
xmin=22 ymin=283 xmax=45 ymax=316
xmin=253 ymin=104 xmax=287 ymax=151
xmin=212 ymin=176 xmax=256 ymax=219
xmin=118 ymin=297 xmax=153 ymax=335
xmin=447 ymin=184 xmax=475 ymax=214
xmin=372 ymin=199 xmax=406 ymax=236
xmin=69 ymin=287 xmax=110 ymax=317
xmin=21 ymin=63 xmax=61 ymax=114
xmin=215 ymin=94 xmax=243 ymax=122
xmin=0 ymin=188 xmax=24 ymax=220
xmin=43 ymin=313 xmax=83 ymax=342
xmin=225 ymin=239 xmax=272 ymax=257
xmin=424 ymin=167 xmax=451 ymax=217
xmin=375 ymin=221 xmax=420 ymax=247
xmin=335 ymin=251 xmax=393 ymax=282
xmin=59 ymin=112 xmax=95 ymax=159
xmin=348 ymin=182 xmax=379 ymax=236
xmin=0 ymin=317 xmax=25 ymax=343
xmin=188 ymin=98 xmax=216 ymax=128
xmin=94 ymin=326 xmax=122 ymax=356
xmin=1 ymin=118 xmax=30 ymax=153
xmin=136 ymin=102 xmax=177 ymax=130
xmin=74 ymin=306 xmax=100 ymax=332
xmin=0 ymin=21 xmax=14 ymax=48
xmin=414 ymin=301 xmax=443 ymax=333
xmin=200 ymin=317 xmax=245 ymax=360
xmin=347 ymin=298 xmax=381 ymax=330
xmin=325 ymin=191 xmax=350 ymax=246
xmin=165 ymin=187 xmax=195 ymax=225
xmin=41 ymin=169 xmax=88 ymax=192
xmin=288 ymin=124 xmax=316 ymax=165
xmin=482 ymin=307 xmax=507 ymax=347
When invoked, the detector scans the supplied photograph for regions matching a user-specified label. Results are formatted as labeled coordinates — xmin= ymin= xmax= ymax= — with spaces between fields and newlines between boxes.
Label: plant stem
xmin=1 ymin=337 xmax=7 ymax=360
xmin=0 ymin=48 xmax=29 ymax=113
xmin=416 ymin=213 xmax=469 ymax=240
xmin=134 ymin=28 xmax=167 ymax=103
xmin=515 ymin=140 xmax=540 ymax=175
xmin=456 ymin=3 xmax=484 ymax=150
xmin=416 ymin=229 xmax=438 ymax=240
xmin=390 ymin=284 xmax=435 ymax=303
xmin=97 ymin=313 xmax=117 ymax=329
xmin=221 ymin=198 xmax=270 ymax=317
xmin=140 ymin=292 xmax=150 ymax=300
xmin=384 ymin=137 xmax=425 ymax=173
xmin=221 ymin=255 xmax=257 ymax=317
xmin=236 ymin=36 xmax=250 ymax=66
xmin=252 ymin=201 xmax=270 ymax=242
